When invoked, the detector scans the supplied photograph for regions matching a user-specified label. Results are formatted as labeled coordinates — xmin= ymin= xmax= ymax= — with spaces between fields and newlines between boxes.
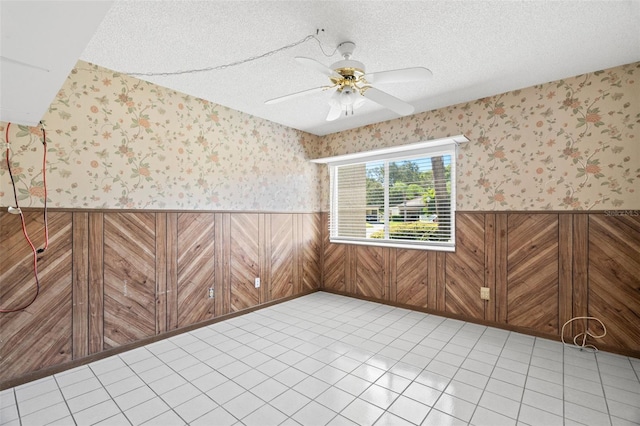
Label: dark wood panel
xmin=558 ymin=214 xmax=573 ymax=337
xmin=155 ymin=213 xmax=167 ymax=334
xmin=214 ymin=213 xmax=231 ymax=316
xmin=177 ymin=213 xmax=215 ymax=327
xmin=167 ymin=213 xmax=179 ymax=330
xmin=485 ymin=214 xmax=496 ymax=321
xmin=103 ymin=213 xmax=156 ymax=349
xmin=355 ymin=245 xmax=384 ymax=299
xmin=426 ymin=251 xmax=438 ymax=310
xmin=88 ymin=213 xmax=104 ymax=354
xmin=495 ymin=214 xmax=508 ymax=323
xmin=396 ymin=249 xmax=428 ymax=307
xmin=230 ymin=214 xmax=260 ymax=312
xmin=0 ymin=212 xmax=73 ymax=383
xmin=573 ymin=214 xmax=589 ymax=322
xmin=588 ymin=215 xmax=640 ymax=351
xmin=270 ymin=214 xmax=293 ymax=301
xmin=445 ymin=213 xmax=485 ymax=320
xmin=507 ymin=214 xmax=559 ymax=334
xmin=72 ymin=212 xmax=89 ymax=359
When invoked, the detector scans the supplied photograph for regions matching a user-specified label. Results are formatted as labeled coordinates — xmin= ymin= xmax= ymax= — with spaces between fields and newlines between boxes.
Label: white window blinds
xmin=313 ymin=136 xmax=468 ymax=251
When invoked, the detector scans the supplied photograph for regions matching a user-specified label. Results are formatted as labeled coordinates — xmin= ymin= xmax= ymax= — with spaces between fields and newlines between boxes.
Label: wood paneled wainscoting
xmin=0 ymin=211 xmax=322 ymax=388
xmin=322 ymin=211 xmax=640 ymax=358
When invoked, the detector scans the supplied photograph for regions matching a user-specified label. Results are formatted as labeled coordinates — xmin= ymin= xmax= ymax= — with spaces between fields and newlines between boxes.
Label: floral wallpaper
xmin=1 ymin=61 xmax=638 ymax=212
xmin=1 ymin=60 xmax=323 ymax=211
xmin=319 ymin=62 xmax=640 ymax=211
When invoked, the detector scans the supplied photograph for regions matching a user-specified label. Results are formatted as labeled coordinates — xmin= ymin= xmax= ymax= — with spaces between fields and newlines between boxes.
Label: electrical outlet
xmin=255 ymin=278 xmax=260 ymax=288
xmin=208 ymin=287 xmax=214 ymax=298
xmin=480 ymin=287 xmax=490 ymax=300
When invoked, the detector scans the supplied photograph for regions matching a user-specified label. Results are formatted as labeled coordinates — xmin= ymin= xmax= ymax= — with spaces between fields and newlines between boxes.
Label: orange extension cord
xmin=1 ymin=122 xmax=49 ymax=313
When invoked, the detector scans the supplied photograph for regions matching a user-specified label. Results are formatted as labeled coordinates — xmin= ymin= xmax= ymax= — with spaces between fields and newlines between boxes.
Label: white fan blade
xmin=265 ymin=86 xmax=331 ymax=105
xmin=326 ymin=91 xmax=342 ymax=121
xmin=363 ymin=67 xmax=432 ymax=84
xmin=326 ymin=106 xmax=343 ymax=121
xmin=361 ymin=87 xmax=415 ymax=116
xmin=295 ymin=57 xmax=342 ymax=79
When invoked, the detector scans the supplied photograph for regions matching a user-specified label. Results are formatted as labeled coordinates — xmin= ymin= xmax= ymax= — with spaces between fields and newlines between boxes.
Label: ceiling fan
xmin=265 ymin=41 xmax=433 ymax=121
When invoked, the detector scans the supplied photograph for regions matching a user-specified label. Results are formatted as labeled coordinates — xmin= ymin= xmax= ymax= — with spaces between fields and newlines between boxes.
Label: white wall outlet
xmin=208 ymin=287 xmax=214 ymax=298
xmin=480 ymin=287 xmax=490 ymax=300
xmin=254 ymin=278 xmax=260 ymax=288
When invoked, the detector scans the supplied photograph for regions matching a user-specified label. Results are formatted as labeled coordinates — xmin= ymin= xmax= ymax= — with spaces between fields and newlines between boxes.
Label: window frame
xmin=312 ymin=135 xmax=469 ymax=252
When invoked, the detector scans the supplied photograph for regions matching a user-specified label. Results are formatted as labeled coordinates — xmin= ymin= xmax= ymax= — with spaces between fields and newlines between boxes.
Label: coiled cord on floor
xmin=561 ymin=316 xmax=607 ymax=352
xmin=1 ymin=122 xmax=49 ymax=313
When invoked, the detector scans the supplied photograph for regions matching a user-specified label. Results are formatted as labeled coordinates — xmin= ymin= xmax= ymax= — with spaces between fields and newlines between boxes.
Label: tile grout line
xmin=593 ymin=351 xmax=614 ymax=426
xmin=465 ymin=325 xmax=511 ymax=425
xmin=51 ymin=374 xmax=77 ymax=426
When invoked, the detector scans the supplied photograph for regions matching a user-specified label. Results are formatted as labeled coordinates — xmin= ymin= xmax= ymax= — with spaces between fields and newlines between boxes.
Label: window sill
xmin=329 ymin=237 xmax=455 ymax=252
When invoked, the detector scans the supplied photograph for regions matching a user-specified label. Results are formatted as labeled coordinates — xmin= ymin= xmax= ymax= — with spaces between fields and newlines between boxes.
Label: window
xmin=312 ymin=136 xmax=468 ymax=251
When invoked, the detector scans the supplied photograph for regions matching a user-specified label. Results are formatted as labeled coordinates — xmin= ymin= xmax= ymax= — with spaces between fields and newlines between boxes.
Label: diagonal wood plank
xmin=103 ymin=212 xmax=156 ymax=349
xmin=177 ymin=213 xmax=215 ymax=327
xmin=445 ymin=213 xmax=485 ymax=320
xmin=230 ymin=214 xmax=260 ymax=312
xmin=270 ymin=214 xmax=294 ymax=301
xmin=322 ymin=213 xmax=346 ymax=292
xmin=302 ymin=213 xmax=322 ymax=291
xmin=0 ymin=211 xmax=73 ymax=384
xmin=396 ymin=249 xmax=429 ymax=307
xmin=355 ymin=245 xmax=384 ymax=299
xmin=588 ymin=215 xmax=640 ymax=351
xmin=507 ymin=214 xmax=559 ymax=334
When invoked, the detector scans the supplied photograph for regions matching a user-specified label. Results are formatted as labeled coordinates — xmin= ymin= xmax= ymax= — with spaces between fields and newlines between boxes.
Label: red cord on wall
xmin=1 ymin=122 xmax=49 ymax=313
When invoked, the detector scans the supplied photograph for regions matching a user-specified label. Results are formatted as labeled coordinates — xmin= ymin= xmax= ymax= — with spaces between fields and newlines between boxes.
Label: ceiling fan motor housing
xmin=332 ymin=41 xmax=365 ymax=77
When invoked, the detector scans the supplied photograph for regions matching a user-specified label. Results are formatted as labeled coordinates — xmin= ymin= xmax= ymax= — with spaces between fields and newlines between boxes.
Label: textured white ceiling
xmin=79 ymin=1 xmax=639 ymax=136
xmin=4 ymin=1 xmax=640 ymax=136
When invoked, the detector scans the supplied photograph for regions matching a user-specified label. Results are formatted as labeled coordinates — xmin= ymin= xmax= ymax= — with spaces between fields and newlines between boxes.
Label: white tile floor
xmin=1 ymin=292 xmax=639 ymax=426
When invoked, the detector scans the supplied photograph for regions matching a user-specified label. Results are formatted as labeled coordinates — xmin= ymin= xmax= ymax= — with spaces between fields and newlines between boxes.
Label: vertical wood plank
xmin=386 ymin=248 xmax=396 ymax=302
xmin=573 ymin=214 xmax=588 ymax=321
xmin=72 ymin=212 xmax=89 ymax=359
xmin=344 ymin=246 xmax=352 ymax=294
xmin=485 ymin=213 xmax=496 ymax=322
xmin=214 ymin=213 xmax=231 ymax=316
xmin=349 ymin=245 xmax=358 ymax=297
xmin=558 ymin=214 xmax=573 ymax=337
xmin=495 ymin=213 xmax=508 ymax=324
xmin=88 ymin=213 xmax=104 ymax=354
xmin=426 ymin=251 xmax=437 ymax=310
xmin=155 ymin=213 xmax=167 ymax=334
xmin=293 ymin=214 xmax=302 ymax=295
xmin=166 ymin=213 xmax=179 ymax=330
xmin=259 ymin=214 xmax=267 ymax=304
xmin=436 ymin=252 xmax=446 ymax=311
xmin=320 ymin=212 xmax=327 ymax=290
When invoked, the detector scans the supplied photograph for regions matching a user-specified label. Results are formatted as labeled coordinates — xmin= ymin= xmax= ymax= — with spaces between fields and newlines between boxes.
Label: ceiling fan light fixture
xmin=339 ymin=87 xmax=357 ymax=106
xmin=268 ymin=39 xmax=430 ymax=120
